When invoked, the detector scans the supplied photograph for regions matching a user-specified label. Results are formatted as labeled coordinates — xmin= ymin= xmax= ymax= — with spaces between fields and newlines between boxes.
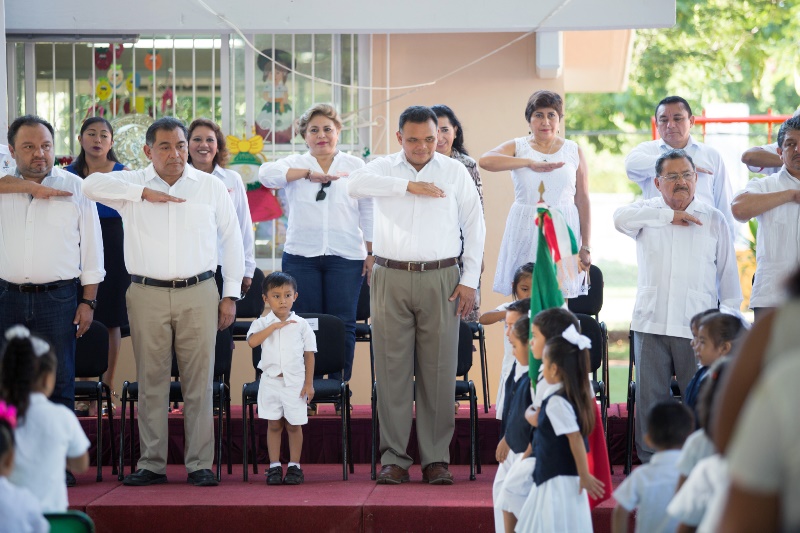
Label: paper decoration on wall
xmin=144 ymin=53 xmax=162 ymax=72
xmin=96 ymin=78 xmax=112 ymax=101
xmin=255 ymin=48 xmax=295 ymax=143
xmin=94 ymin=44 xmax=124 ymax=70
xmin=226 ymin=133 xmax=282 ymax=222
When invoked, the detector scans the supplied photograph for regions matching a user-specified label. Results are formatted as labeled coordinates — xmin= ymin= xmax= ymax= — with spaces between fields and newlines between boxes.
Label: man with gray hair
xmin=614 ymin=148 xmax=742 ymax=462
xmin=83 ymin=117 xmax=244 ymax=487
xmin=733 ymin=116 xmax=800 ymax=321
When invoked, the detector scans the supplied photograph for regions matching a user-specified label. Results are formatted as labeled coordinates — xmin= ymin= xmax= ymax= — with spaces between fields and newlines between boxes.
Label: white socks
xmin=289 ymin=462 xmax=301 ymax=469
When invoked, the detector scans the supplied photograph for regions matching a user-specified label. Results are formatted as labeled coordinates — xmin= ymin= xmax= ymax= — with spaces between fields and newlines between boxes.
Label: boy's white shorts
xmin=257 ymin=375 xmax=308 ymax=426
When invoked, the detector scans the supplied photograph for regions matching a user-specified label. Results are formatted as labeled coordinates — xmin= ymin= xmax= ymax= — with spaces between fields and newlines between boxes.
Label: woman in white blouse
xmin=259 ymin=104 xmax=372 ymax=385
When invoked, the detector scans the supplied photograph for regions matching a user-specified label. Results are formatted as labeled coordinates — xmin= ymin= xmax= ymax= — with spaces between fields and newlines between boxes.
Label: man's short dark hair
xmin=777 ymin=116 xmax=800 ymax=148
xmin=506 ymin=298 xmax=531 ymax=315
xmin=532 ymin=307 xmax=580 ymax=341
xmin=398 ymin=106 xmax=437 ymax=131
xmin=655 ymin=96 xmax=693 ymax=118
xmin=646 ymin=401 xmax=694 ymax=449
xmin=655 ymin=148 xmax=696 ymax=176
xmin=8 ymin=115 xmax=55 ymax=147
xmin=262 ymin=271 xmax=297 ymax=293
xmin=145 ymin=117 xmax=188 ymax=147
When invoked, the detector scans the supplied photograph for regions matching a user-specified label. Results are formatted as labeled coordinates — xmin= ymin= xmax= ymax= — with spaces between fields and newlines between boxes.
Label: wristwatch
xmin=580 ymin=245 xmax=592 ymax=254
xmin=79 ymin=298 xmax=98 ymax=310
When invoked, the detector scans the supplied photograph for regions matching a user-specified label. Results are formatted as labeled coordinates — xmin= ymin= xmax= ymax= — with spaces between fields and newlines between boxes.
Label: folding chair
xmin=624 ymin=330 xmax=682 ymax=475
xmin=232 ymin=267 xmax=266 ymax=343
xmin=118 ymin=330 xmax=233 ymax=481
xmin=354 ymin=277 xmax=375 ymax=385
xmin=74 ymin=320 xmax=117 ymax=481
xmin=370 ymin=320 xmax=480 ymax=480
xmin=242 ymin=313 xmax=353 ymax=480
xmin=45 ymin=511 xmax=95 ymax=533
xmin=466 ymin=321 xmax=490 ymax=413
xmin=575 ymin=313 xmax=608 ymax=435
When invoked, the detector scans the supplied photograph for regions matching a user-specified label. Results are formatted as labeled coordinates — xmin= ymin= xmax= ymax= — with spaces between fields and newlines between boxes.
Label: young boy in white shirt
xmin=612 ymin=401 xmax=694 ymax=533
xmin=247 ymin=272 xmax=316 ymax=485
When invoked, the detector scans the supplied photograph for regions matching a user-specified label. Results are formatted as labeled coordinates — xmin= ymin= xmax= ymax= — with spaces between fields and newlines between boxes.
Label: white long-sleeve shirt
xmin=0 ymin=166 xmax=105 ymax=285
xmin=203 ymin=164 xmax=256 ymax=278
xmin=347 ymin=151 xmax=485 ymax=288
xmin=259 ymin=151 xmax=372 ymax=260
xmin=625 ymin=136 xmax=735 ymax=239
xmin=82 ymin=163 xmax=244 ymax=298
xmin=614 ymin=196 xmax=742 ymax=339
xmin=734 ymin=168 xmax=800 ymax=308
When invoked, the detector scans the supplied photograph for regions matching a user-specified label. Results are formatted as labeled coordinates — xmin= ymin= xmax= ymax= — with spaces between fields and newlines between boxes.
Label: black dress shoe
xmin=187 ymin=468 xmax=218 ymax=487
xmin=122 ymin=469 xmax=168 ymax=486
xmin=66 ymin=470 xmax=76 ymax=487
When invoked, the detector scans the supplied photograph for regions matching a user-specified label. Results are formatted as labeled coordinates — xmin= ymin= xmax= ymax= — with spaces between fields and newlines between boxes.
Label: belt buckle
xmin=407 ymin=262 xmax=412 ymax=272
xmin=420 ymin=262 xmax=426 ymax=272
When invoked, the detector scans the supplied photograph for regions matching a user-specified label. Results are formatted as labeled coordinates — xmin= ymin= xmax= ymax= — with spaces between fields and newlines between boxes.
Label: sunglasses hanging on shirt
xmin=316 ymin=181 xmax=332 ymax=201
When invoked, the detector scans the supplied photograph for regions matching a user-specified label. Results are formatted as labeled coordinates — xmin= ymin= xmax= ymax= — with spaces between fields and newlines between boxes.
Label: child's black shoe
xmin=283 ymin=465 xmax=304 ymax=485
xmin=266 ymin=465 xmax=283 ymax=485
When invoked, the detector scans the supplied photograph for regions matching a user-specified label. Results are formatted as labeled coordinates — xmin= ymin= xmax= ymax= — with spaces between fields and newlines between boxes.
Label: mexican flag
xmin=529 ymin=206 xmax=579 ymax=385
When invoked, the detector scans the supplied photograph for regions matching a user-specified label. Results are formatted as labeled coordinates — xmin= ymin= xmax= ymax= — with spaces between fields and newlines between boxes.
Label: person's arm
xmin=300 ymin=350 xmax=315 ymax=404
xmin=247 ymin=320 xmax=296 ymax=348
xmin=731 ymin=189 xmax=799 ymax=221
xmin=82 ymin=170 xmax=148 ymax=210
xmin=566 ymin=432 xmax=605 ymax=499
xmin=717 ymin=484 xmax=779 ymax=533
xmin=741 ymin=145 xmax=782 ymax=171
xmin=495 ymin=437 xmax=510 ymax=463
xmin=478 ymin=138 xmax=565 ymax=173
xmin=66 ymin=451 xmax=90 ymax=474
xmin=259 ymin=155 xmax=337 ymax=188
xmin=450 ymin=165 xmax=486 ymax=318
xmin=612 ymin=200 xmax=673 ymax=238
xmin=611 ymin=505 xmax=632 ymax=533
xmin=0 ymin=175 xmax=73 ymax=198
xmin=216 ymin=183 xmax=245 ymax=304
xmin=675 ymin=524 xmax=696 ymax=533
xmin=624 ymin=143 xmax=659 ymax=189
xmin=574 ymin=145 xmax=592 ymax=271
xmin=712 ymin=311 xmax=774 ymax=453
xmin=346 ymin=157 xmax=409 ymax=199
xmin=479 ymin=309 xmax=506 ymax=325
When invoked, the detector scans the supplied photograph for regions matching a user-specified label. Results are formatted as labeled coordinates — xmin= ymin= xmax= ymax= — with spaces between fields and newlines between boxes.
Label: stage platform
xmin=68 ymin=463 xmax=631 ymax=533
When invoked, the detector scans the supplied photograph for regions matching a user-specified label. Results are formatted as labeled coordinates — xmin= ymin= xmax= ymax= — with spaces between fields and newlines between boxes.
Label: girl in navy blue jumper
xmin=515 ymin=326 xmax=604 ymax=532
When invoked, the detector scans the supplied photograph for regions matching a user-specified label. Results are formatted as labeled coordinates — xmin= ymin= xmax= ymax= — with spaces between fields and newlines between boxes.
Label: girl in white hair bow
xmin=515 ymin=324 xmax=604 ymax=532
xmin=0 ymin=325 xmax=89 ymax=512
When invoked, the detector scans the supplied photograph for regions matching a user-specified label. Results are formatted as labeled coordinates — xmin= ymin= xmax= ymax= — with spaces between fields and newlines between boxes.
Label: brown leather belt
xmin=374 ymin=256 xmax=458 ymax=272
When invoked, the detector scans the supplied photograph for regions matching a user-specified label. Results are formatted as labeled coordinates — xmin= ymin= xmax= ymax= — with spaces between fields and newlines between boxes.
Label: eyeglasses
xmin=315 ymin=181 xmax=332 ymax=201
xmin=657 ymin=171 xmax=697 ymax=182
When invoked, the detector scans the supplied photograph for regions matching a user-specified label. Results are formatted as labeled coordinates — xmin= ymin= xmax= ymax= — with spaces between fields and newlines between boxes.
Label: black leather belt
xmin=0 ymin=278 xmax=76 ymax=293
xmin=374 ymin=256 xmax=458 ymax=272
xmin=131 ymin=270 xmax=214 ymax=288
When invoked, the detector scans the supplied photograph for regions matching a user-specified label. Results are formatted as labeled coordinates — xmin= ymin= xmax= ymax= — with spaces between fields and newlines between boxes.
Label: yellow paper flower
xmin=96 ymin=78 xmax=112 ymax=101
xmin=227 ymin=134 xmax=264 ymax=156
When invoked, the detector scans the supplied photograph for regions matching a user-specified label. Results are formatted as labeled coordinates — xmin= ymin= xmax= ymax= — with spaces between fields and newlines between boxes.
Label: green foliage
xmin=567 ymin=0 xmax=800 ymax=154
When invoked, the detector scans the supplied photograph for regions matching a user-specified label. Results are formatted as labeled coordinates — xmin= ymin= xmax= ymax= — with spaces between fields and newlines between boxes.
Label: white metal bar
xmin=290 ymin=34 xmax=295 ymax=150
xmin=152 ymin=36 xmax=157 ymax=119
xmin=71 ymin=43 xmax=76 ymax=153
xmin=270 ymin=33 xmax=275 ymax=156
xmin=220 ymin=35 xmax=230 ymax=134
xmin=311 ymin=34 xmax=315 ymax=105
xmin=385 ymin=34 xmax=390 ymax=155
xmin=91 ymin=43 xmax=96 ymax=117
xmin=24 ymin=43 xmax=35 ymax=116
xmin=190 ymin=36 xmax=195 ymax=118
xmin=244 ymin=35 xmax=255 ymax=138
xmin=6 ymin=44 xmax=17 ymax=123
xmin=111 ymin=43 xmax=117 ymax=119
xmin=331 ymin=34 xmax=337 ymax=108
xmin=211 ymin=37 xmax=216 ymax=121
xmin=349 ymin=34 xmax=355 ymax=146
xmin=132 ymin=44 xmax=136 ymax=114
xmin=359 ymin=34 xmax=372 ymax=155
xmin=173 ymin=37 xmax=177 ymax=116
xmin=51 ymin=44 xmax=56 ymax=128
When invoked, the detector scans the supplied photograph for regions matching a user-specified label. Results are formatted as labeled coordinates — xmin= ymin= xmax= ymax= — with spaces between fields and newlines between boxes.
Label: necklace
xmin=530 ymin=135 xmax=559 ymax=162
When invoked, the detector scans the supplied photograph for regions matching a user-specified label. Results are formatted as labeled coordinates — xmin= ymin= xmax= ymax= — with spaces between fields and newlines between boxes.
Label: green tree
xmin=567 ymin=0 xmax=800 ymax=153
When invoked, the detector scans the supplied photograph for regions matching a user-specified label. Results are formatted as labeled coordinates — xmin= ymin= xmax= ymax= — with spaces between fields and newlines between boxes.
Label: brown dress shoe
xmin=376 ymin=464 xmax=410 ymax=484
xmin=422 ymin=462 xmax=454 ymax=485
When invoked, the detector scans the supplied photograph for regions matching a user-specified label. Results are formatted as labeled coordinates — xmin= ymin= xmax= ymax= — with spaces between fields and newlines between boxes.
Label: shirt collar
xmin=658 ymin=134 xmax=698 ymax=151
xmin=264 ymin=310 xmax=296 ymax=324
xmin=650 ymin=449 xmax=681 ymax=464
xmin=514 ymin=363 xmax=529 ymax=381
xmin=390 ymin=150 xmax=441 ymax=171
xmin=144 ymin=162 xmax=197 ymax=184
xmin=543 ymin=381 xmax=564 ymax=398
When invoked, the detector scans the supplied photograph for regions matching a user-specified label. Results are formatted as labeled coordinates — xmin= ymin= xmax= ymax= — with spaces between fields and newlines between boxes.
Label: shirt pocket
xmin=685 ymin=287 xmax=717 ymax=323
xmin=45 ymin=197 xmax=78 ymax=227
xmin=634 ymin=286 xmax=658 ymax=322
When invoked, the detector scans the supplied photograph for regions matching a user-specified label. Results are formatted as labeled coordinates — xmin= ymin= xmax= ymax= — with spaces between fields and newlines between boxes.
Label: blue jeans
xmin=282 ymin=252 xmax=363 ymax=381
xmin=0 ymin=282 xmax=78 ymax=408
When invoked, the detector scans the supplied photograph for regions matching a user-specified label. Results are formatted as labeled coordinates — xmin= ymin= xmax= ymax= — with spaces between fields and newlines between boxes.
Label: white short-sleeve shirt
xmin=247 ymin=311 xmax=317 ymax=387
xmin=667 ymin=454 xmax=729 ymax=531
xmin=613 ymin=449 xmax=682 ymax=533
xmin=541 ymin=384 xmax=580 ymax=436
xmin=0 ymin=477 xmax=48 ymax=533
xmin=676 ymin=429 xmax=715 ymax=477
xmin=10 ymin=393 xmax=90 ymax=512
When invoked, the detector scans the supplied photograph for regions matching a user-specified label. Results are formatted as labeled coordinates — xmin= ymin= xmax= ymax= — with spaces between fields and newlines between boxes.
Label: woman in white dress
xmin=479 ymin=90 xmax=592 ymax=298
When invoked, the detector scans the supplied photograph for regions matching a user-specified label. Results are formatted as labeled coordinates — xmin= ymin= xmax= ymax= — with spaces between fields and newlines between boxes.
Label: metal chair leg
xmin=118 ymin=383 xmax=128 ymax=481
xmin=216 ymin=383 xmax=224 ymax=482
xmin=226 ymin=388 xmax=232 ymax=475
xmin=371 ymin=381 xmax=378 ymax=480
xmin=241 ymin=385 xmax=249 ymax=482
xmin=95 ymin=383 xmax=103 ymax=482
xmin=104 ymin=384 xmax=118 ymax=476
xmin=249 ymin=403 xmax=258 ymax=475
xmin=341 ymin=383 xmax=348 ymax=481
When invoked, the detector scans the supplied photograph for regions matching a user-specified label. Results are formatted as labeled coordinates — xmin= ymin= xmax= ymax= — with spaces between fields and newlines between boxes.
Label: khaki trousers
xmin=126 ymin=278 xmax=219 ymax=474
xmin=371 ymin=264 xmax=461 ymax=470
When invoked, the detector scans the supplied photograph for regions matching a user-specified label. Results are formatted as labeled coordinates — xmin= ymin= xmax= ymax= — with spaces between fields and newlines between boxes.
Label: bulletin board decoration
xmin=144 ymin=53 xmax=162 ymax=72
xmin=94 ymin=44 xmax=124 ymax=70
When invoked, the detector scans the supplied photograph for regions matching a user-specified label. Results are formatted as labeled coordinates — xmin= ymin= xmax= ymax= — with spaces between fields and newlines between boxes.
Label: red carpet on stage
xmin=75 ymin=403 xmax=639 ymax=532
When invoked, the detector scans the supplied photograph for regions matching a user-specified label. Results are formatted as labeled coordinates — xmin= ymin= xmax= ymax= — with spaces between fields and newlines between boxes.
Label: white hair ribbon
xmin=4 ymin=325 xmax=51 ymax=357
xmin=561 ymin=324 xmax=592 ymax=350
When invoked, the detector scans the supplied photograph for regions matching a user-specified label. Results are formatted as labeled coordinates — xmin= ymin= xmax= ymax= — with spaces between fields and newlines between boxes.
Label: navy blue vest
xmin=684 ymin=365 xmax=708 ymax=426
xmin=532 ymin=391 xmax=589 ymax=486
xmin=500 ymin=362 xmax=517 ymax=436
xmin=503 ymin=374 xmax=533 ymax=453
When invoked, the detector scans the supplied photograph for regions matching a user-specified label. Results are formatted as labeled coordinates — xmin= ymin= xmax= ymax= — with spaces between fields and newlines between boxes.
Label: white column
xmin=535 ymin=31 xmax=562 ymax=79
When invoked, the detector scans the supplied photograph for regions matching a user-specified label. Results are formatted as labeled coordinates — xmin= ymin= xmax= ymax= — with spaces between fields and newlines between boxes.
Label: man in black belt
xmin=83 ymin=117 xmax=244 ymax=487
xmin=348 ymin=106 xmax=485 ymax=484
xmin=0 ymin=115 xmax=104 ymax=409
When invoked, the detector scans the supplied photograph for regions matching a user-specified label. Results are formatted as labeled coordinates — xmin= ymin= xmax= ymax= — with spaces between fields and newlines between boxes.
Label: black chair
xmin=232 ymin=267 xmax=266 ymax=343
xmin=466 ymin=322 xmax=490 ymax=413
xmin=370 ymin=320 xmax=481 ymax=481
xmin=242 ymin=313 xmax=353 ymax=481
xmin=575 ymin=314 xmax=608 ymax=436
xmin=354 ymin=277 xmax=375 ymax=385
xmin=118 ymin=329 xmax=233 ymax=481
xmin=568 ymin=264 xmax=608 ymax=409
xmin=74 ymin=320 xmax=117 ymax=482
xmin=624 ymin=330 xmax=682 ymax=475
